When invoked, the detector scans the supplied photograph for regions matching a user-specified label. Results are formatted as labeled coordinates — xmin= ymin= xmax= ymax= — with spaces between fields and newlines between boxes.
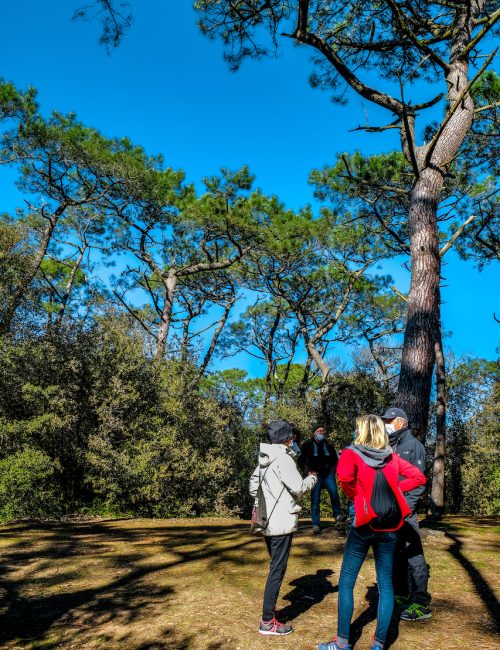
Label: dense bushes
xmin=0 ymin=311 xmax=392 ymax=521
xmin=0 ymin=315 xmax=497 ymax=521
xmin=461 ymin=381 xmax=500 ymax=516
xmin=0 ymin=314 xmax=258 ymax=521
xmin=0 ymin=448 xmax=63 ymax=520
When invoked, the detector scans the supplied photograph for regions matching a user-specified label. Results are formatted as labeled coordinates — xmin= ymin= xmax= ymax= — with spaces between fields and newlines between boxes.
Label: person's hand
xmin=308 ymin=471 xmax=318 ymax=477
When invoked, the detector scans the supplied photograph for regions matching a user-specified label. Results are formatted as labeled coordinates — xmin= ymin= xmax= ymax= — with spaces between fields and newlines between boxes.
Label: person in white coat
xmin=250 ymin=420 xmax=317 ymax=636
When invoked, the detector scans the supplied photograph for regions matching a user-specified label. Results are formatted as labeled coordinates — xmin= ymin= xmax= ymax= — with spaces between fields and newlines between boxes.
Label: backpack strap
xmin=263 ymin=482 xmax=286 ymax=530
xmin=257 ymin=466 xmax=286 ymax=532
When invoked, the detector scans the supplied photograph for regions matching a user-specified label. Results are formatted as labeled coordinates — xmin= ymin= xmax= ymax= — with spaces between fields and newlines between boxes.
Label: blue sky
xmin=1 ymin=1 xmax=498 ymax=374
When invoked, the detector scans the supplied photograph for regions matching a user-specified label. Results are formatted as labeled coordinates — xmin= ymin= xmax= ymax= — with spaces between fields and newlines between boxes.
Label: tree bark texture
xmin=430 ymin=323 xmax=447 ymax=516
xmin=155 ymin=272 xmax=177 ymax=360
xmin=397 ymin=168 xmax=443 ymax=441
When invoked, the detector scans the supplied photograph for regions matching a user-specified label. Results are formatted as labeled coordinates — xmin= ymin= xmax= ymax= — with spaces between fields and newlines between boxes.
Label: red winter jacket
xmin=337 ymin=447 xmax=426 ymax=531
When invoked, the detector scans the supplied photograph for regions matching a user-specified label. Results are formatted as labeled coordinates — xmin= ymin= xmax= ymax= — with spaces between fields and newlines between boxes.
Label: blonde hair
xmin=355 ymin=414 xmax=389 ymax=450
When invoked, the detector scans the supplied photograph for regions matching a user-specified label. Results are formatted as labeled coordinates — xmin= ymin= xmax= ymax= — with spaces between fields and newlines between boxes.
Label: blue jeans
xmin=311 ymin=473 xmax=341 ymax=526
xmin=338 ymin=525 xmax=397 ymax=645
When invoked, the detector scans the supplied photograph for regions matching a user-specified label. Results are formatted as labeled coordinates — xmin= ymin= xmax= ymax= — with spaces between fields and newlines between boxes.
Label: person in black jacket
xmin=382 ymin=407 xmax=432 ymax=622
xmin=299 ymin=427 xmax=345 ymax=534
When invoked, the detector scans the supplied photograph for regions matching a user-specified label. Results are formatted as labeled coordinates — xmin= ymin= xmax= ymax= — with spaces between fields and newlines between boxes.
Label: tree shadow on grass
xmin=0 ymin=521 xmax=260 ymax=647
xmin=0 ymin=573 xmax=175 ymax=645
xmin=349 ymin=584 xmax=400 ymax=649
xmin=421 ymin=516 xmax=500 ymax=531
xmin=279 ymin=569 xmax=338 ymax=621
xmin=445 ymin=531 xmax=500 ymax=634
xmin=93 ymin=626 xmax=230 ymax=650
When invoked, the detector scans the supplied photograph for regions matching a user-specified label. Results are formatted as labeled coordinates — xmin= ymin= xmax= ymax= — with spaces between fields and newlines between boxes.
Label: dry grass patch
xmin=0 ymin=516 xmax=498 ymax=649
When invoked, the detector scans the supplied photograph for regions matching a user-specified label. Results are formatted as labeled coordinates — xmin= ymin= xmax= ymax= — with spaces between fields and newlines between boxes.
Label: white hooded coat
xmin=249 ymin=443 xmax=317 ymax=536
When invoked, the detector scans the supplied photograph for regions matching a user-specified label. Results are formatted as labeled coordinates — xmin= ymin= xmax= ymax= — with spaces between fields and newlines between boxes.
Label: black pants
xmin=393 ymin=515 xmax=431 ymax=606
xmin=262 ymin=534 xmax=293 ymax=620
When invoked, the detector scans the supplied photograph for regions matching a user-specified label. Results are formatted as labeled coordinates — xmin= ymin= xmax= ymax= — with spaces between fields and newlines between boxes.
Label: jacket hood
xmin=348 ymin=443 xmax=392 ymax=468
xmin=258 ymin=442 xmax=290 ymax=468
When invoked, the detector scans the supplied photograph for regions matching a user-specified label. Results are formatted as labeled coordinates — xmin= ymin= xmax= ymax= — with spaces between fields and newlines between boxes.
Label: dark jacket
xmin=299 ymin=438 xmax=338 ymax=479
xmin=389 ymin=427 xmax=426 ymax=512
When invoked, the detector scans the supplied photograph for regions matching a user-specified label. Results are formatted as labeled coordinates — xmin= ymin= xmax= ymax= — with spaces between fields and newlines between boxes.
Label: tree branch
xmin=474 ymin=101 xmax=500 ymax=114
xmin=285 ymin=29 xmax=403 ymax=114
xmin=176 ymin=244 xmax=251 ymax=276
xmin=192 ymin=291 xmax=237 ymax=385
xmin=349 ymin=118 xmax=401 ymax=133
xmin=297 ymin=0 xmax=309 ymax=33
xmin=391 ymin=285 xmax=408 ymax=302
xmin=440 ymin=214 xmax=477 ymax=257
xmin=461 ymin=8 xmax=500 ymax=59
xmin=399 ymin=77 xmax=420 ymax=178
xmin=424 ymin=49 xmax=498 ymax=167
xmin=382 ymin=0 xmax=450 ymax=74
xmin=55 ymin=243 xmax=88 ymax=327
xmin=413 ymin=93 xmax=445 ymax=112
xmin=372 ymin=205 xmax=411 ymax=253
xmin=112 ymin=290 xmax=154 ymax=336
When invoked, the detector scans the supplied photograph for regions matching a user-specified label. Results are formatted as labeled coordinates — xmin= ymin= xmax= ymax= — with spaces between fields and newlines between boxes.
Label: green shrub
xmin=0 ymin=448 xmax=63 ymax=521
xmin=461 ymin=382 xmax=500 ymax=516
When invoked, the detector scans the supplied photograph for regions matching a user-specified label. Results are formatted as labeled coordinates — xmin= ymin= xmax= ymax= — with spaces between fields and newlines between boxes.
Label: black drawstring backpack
xmin=369 ymin=468 xmax=402 ymax=531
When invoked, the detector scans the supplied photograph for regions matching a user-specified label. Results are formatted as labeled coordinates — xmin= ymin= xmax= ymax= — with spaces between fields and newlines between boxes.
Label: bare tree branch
xmin=391 ymin=285 xmax=408 ymax=302
xmin=440 ymin=214 xmax=477 ymax=257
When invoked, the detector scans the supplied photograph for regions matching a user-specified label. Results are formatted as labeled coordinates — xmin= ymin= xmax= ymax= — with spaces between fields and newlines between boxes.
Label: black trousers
xmin=262 ymin=534 xmax=293 ymax=620
xmin=393 ymin=515 xmax=431 ymax=606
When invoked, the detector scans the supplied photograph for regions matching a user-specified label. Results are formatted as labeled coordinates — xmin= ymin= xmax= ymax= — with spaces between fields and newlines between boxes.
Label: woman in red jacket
xmin=318 ymin=414 xmax=426 ymax=650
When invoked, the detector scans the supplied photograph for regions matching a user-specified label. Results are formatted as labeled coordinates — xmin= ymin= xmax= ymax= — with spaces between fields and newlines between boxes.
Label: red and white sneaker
xmin=258 ymin=617 xmax=293 ymax=635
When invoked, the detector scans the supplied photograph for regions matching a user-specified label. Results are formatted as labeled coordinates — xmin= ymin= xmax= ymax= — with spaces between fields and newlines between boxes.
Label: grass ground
xmin=0 ymin=516 xmax=498 ymax=649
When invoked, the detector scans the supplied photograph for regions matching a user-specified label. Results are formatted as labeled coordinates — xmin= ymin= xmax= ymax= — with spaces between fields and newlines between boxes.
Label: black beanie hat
xmin=268 ymin=420 xmax=293 ymax=444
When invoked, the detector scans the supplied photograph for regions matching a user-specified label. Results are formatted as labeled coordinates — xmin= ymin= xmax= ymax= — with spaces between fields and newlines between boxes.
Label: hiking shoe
xmin=335 ymin=514 xmax=348 ymax=523
xmin=318 ymin=638 xmax=351 ymax=650
xmin=394 ymin=594 xmax=412 ymax=609
xmin=313 ymin=525 xmax=321 ymax=535
xmin=400 ymin=603 xmax=432 ymax=621
xmin=258 ymin=617 xmax=293 ymax=636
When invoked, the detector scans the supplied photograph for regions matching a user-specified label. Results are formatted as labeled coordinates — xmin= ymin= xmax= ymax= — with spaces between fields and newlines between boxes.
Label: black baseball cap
xmin=381 ymin=407 xmax=408 ymax=421
xmin=268 ymin=420 xmax=293 ymax=444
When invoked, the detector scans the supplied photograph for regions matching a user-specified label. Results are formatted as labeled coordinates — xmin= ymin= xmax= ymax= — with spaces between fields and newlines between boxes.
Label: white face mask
xmin=385 ymin=423 xmax=396 ymax=435
xmin=314 ymin=434 xmax=325 ymax=442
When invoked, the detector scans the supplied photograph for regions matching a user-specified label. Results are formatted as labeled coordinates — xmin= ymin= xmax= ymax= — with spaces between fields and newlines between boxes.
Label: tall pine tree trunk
xmin=397 ymin=5 xmax=479 ymax=441
xmin=397 ymin=169 xmax=443 ymax=441
xmin=429 ymin=323 xmax=446 ymax=516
